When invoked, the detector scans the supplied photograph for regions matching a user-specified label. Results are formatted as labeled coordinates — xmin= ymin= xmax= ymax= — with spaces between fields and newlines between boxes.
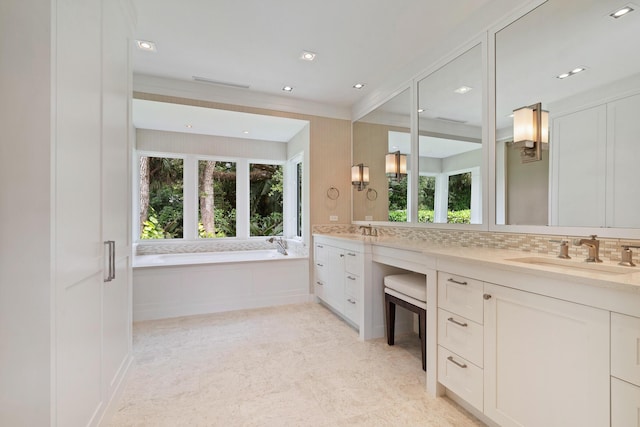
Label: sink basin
xmin=507 ymin=256 xmax=634 ymax=275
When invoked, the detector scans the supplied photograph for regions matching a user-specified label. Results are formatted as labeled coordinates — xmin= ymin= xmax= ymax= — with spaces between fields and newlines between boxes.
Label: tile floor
xmin=109 ymin=303 xmax=484 ymax=426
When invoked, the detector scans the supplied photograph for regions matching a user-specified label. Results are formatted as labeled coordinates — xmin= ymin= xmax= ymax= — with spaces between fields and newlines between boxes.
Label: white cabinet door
xmin=551 ymin=105 xmax=607 ymax=227
xmin=484 ymin=283 xmax=609 ymax=427
xmin=101 ymin=0 xmax=132 ymax=400
xmin=326 ymin=247 xmax=346 ymax=314
xmin=607 ymin=93 xmax=640 ymax=228
xmin=611 ymin=377 xmax=640 ymax=427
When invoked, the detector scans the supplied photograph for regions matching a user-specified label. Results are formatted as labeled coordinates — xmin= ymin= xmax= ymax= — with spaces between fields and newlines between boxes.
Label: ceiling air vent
xmin=192 ymin=76 xmax=250 ymax=89
xmin=435 ymin=116 xmax=467 ymax=124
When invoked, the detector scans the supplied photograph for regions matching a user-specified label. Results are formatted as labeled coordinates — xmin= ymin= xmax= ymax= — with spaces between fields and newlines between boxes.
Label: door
xmin=484 ymin=283 xmax=609 ymax=427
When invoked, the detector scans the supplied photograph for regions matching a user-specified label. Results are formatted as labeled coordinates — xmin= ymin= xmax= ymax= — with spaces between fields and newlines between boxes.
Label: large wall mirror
xmin=496 ymin=0 xmax=640 ymax=229
xmin=353 ymin=88 xmax=411 ymax=222
xmin=418 ymin=43 xmax=483 ymax=225
xmin=352 ymin=42 xmax=484 ymax=225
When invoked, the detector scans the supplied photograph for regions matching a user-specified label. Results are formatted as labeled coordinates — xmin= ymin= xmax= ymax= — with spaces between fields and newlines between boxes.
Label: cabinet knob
xmin=483 ymin=294 xmax=492 ymax=300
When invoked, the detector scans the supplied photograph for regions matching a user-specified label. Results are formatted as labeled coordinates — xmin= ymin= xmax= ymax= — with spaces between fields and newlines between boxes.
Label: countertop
xmin=313 ymin=233 xmax=640 ymax=294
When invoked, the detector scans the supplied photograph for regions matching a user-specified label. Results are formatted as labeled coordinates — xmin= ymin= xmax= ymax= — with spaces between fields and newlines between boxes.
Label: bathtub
xmin=133 ymin=249 xmax=310 ymax=321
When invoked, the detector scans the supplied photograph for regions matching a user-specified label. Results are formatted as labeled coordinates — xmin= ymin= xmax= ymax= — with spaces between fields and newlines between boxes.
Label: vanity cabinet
xmin=611 ymin=312 xmax=640 ymax=426
xmin=437 ymin=272 xmax=484 ymax=411
xmin=313 ymin=236 xmax=366 ymax=331
xmin=483 ymin=282 xmax=610 ymax=427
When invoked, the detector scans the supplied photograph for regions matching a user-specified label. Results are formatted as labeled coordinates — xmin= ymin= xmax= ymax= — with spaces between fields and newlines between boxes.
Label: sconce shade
xmin=351 ymin=163 xmax=369 ymax=191
xmin=385 ymin=151 xmax=407 ymax=179
xmin=513 ymin=104 xmax=549 ymax=147
xmin=512 ymin=102 xmax=549 ymax=162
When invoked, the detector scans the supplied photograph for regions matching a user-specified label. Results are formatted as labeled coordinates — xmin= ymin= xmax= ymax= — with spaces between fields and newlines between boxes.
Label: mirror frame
xmin=351 ymin=35 xmax=489 ymax=232
xmin=488 ymin=0 xmax=640 ymax=239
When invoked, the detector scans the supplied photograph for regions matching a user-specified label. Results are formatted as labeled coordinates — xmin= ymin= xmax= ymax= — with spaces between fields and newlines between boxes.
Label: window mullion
xmin=236 ymin=159 xmax=250 ymax=239
xmin=183 ymin=155 xmax=198 ymax=240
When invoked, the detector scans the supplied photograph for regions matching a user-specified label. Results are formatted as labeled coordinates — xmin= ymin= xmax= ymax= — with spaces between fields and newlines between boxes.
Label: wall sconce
xmin=351 ymin=163 xmax=369 ymax=191
xmin=512 ymin=102 xmax=549 ymax=163
xmin=385 ymin=151 xmax=407 ymax=179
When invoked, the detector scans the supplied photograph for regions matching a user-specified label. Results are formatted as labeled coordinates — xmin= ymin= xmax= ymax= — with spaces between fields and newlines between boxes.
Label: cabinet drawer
xmin=438 ymin=346 xmax=483 ymax=412
xmin=345 ymin=273 xmax=360 ymax=298
xmin=438 ymin=309 xmax=483 ymax=368
xmin=344 ymin=295 xmax=358 ymax=326
xmin=612 ymin=312 xmax=640 ymax=386
xmin=344 ymin=250 xmax=360 ymax=274
xmin=611 ymin=377 xmax=640 ymax=427
xmin=314 ymin=280 xmax=325 ymax=300
xmin=314 ymin=243 xmax=327 ymax=263
xmin=438 ymin=272 xmax=484 ymax=324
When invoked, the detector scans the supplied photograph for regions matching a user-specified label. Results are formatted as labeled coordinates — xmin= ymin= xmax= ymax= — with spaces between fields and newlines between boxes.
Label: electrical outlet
xmin=329 ymin=215 xmax=338 ymax=221
xmin=365 ymin=216 xmax=373 ymax=221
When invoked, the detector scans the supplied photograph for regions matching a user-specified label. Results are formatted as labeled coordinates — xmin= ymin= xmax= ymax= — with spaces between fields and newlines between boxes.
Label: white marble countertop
xmin=313 ymin=233 xmax=640 ymax=293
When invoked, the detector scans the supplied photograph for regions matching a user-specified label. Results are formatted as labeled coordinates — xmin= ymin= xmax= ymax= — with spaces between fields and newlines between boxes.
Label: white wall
xmin=0 ymin=1 xmax=53 ymax=425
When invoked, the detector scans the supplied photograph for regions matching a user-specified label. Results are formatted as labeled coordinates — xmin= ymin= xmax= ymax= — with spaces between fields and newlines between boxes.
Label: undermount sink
xmin=507 ymin=256 xmax=634 ymax=275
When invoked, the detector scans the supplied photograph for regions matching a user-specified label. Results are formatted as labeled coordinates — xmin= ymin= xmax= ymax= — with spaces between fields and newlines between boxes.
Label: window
xmin=249 ymin=163 xmax=283 ymax=237
xmin=139 ymin=156 xmax=184 ymax=239
xmin=447 ymin=172 xmax=472 ymax=224
xmin=198 ymin=160 xmax=236 ymax=238
xmin=418 ymin=175 xmax=436 ymax=223
xmin=388 ymin=175 xmax=408 ymax=222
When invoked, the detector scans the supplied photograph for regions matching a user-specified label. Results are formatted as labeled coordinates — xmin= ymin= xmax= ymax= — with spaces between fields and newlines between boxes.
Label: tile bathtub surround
xmin=136 ymin=239 xmax=308 ymax=257
xmin=109 ymin=303 xmax=484 ymax=426
xmin=312 ymin=224 xmax=640 ymax=263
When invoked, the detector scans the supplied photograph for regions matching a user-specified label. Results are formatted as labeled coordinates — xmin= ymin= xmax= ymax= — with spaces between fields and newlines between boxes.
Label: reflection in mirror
xmin=418 ymin=44 xmax=483 ymax=224
xmin=353 ymin=88 xmax=411 ymax=222
xmin=496 ymin=0 xmax=640 ymax=228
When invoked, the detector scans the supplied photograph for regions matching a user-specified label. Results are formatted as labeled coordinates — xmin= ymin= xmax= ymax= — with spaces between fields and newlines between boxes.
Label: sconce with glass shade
xmin=512 ymin=102 xmax=549 ymax=163
xmin=351 ymin=163 xmax=370 ymax=191
xmin=385 ymin=151 xmax=407 ymax=179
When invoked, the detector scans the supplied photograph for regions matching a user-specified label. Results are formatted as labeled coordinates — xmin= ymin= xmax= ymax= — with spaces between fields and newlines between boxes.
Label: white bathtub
xmin=133 ymin=249 xmax=310 ymax=321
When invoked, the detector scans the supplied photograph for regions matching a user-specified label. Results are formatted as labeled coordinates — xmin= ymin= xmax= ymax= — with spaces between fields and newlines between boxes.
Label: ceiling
xmin=131 ymin=0 xmax=495 ymax=108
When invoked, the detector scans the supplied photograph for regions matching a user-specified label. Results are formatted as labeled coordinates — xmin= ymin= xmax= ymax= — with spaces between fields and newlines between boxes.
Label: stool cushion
xmin=384 ymin=273 xmax=426 ymax=303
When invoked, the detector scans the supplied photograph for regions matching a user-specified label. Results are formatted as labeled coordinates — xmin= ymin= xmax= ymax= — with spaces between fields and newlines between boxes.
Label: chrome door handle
xmin=104 ymin=240 xmax=115 ymax=282
xmin=447 ymin=317 xmax=468 ymax=327
xmin=447 ymin=356 xmax=467 ymax=369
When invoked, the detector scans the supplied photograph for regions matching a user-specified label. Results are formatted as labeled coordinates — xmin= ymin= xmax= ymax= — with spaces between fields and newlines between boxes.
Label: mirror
xmin=418 ymin=44 xmax=483 ymax=224
xmin=496 ymin=0 xmax=640 ymax=228
xmin=353 ymin=88 xmax=411 ymax=222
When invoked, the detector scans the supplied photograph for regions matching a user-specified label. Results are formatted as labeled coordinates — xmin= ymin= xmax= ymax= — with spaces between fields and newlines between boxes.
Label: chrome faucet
xmin=266 ymin=237 xmax=288 ymax=255
xmin=573 ymin=235 xmax=602 ymax=263
xmin=359 ymin=224 xmax=377 ymax=236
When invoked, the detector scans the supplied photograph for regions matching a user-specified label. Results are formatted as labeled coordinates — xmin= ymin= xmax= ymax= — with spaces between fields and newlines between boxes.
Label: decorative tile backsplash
xmin=136 ymin=239 xmax=308 ymax=257
xmin=312 ymin=224 xmax=640 ymax=263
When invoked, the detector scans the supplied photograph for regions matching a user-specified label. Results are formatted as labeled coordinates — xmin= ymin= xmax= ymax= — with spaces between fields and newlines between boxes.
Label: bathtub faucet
xmin=266 ymin=237 xmax=288 ymax=255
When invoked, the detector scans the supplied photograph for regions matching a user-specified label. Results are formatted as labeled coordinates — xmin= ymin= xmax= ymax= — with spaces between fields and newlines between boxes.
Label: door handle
xmin=104 ymin=240 xmax=115 ymax=282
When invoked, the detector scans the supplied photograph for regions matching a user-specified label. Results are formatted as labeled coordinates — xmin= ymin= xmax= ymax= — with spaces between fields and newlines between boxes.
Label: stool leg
xmin=420 ymin=309 xmax=426 ymax=371
xmin=385 ymin=295 xmax=396 ymax=346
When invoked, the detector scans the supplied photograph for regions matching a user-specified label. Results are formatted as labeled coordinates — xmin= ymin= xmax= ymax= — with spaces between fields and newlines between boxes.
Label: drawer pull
xmin=316 ymin=263 xmax=324 ymax=267
xmin=347 ymin=275 xmax=356 ymax=281
xmin=447 ymin=317 xmax=468 ymax=327
xmin=447 ymin=356 xmax=468 ymax=369
xmin=317 ymin=245 xmax=324 ymax=248
xmin=347 ymin=252 xmax=356 ymax=257
xmin=316 ymin=281 xmax=323 ymax=286
xmin=447 ymin=278 xmax=468 ymax=286
xmin=483 ymin=294 xmax=492 ymax=300
xmin=347 ymin=298 xmax=356 ymax=304
xmin=340 ymin=254 xmax=345 ymax=258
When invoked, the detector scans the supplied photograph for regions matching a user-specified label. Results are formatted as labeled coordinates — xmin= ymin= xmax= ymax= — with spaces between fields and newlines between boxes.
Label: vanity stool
xmin=384 ymin=273 xmax=427 ymax=371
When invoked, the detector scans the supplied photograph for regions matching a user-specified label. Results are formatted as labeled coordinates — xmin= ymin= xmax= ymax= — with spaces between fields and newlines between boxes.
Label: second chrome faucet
xmin=573 ymin=235 xmax=602 ymax=263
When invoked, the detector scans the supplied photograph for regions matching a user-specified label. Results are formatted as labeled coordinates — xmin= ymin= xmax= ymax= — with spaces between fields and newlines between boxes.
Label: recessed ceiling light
xmin=353 ymin=83 xmax=366 ymax=89
xmin=282 ymin=86 xmax=294 ymax=92
xmin=556 ymin=66 xmax=587 ymax=79
xmin=454 ymin=86 xmax=473 ymax=94
xmin=185 ymin=124 xmax=193 ymax=128
xmin=243 ymin=130 xmax=249 ymax=134
xmin=300 ymin=51 xmax=316 ymax=61
xmin=610 ymin=5 xmax=634 ymax=18
xmin=135 ymin=40 xmax=157 ymax=52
